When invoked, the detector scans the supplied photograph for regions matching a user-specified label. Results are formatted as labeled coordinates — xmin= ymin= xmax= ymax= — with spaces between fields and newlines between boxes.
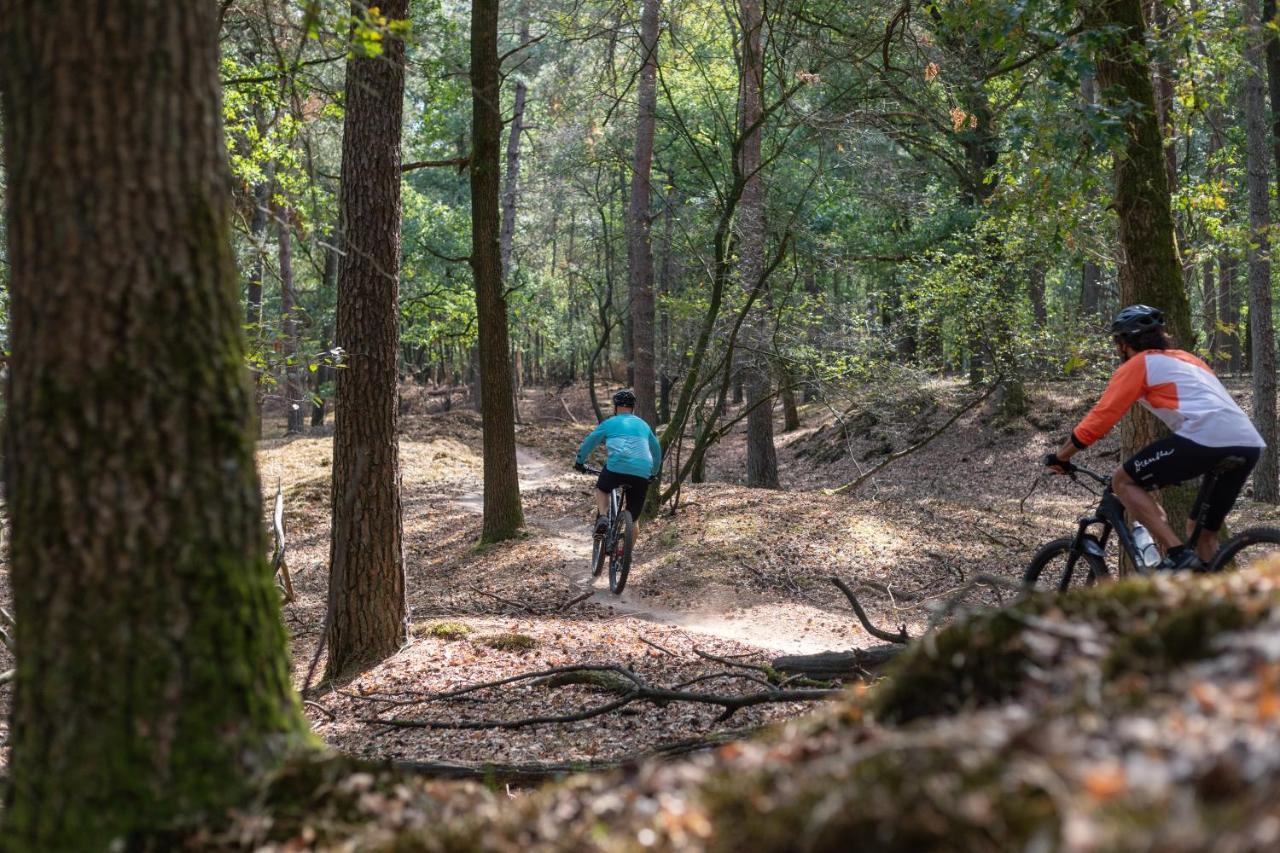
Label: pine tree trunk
xmin=1245 ymin=0 xmax=1280 ymax=502
xmin=739 ymin=0 xmax=778 ymax=489
xmin=280 ymin=216 xmax=306 ymax=435
xmin=627 ymin=0 xmax=661 ymax=425
xmin=472 ymin=0 xmax=526 ymax=541
xmin=326 ymin=0 xmax=410 ymax=679
xmin=0 ymin=3 xmax=309 ymax=845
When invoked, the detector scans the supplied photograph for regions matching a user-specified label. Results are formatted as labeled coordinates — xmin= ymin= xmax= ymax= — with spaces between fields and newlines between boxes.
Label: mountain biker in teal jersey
xmin=574 ymin=389 xmax=662 ymax=538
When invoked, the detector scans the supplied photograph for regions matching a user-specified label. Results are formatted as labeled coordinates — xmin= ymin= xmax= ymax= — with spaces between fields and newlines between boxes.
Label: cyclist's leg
xmin=594 ymin=468 xmax=618 ymax=534
xmin=1191 ymin=446 xmax=1260 ymax=562
xmin=1115 ymin=435 xmax=1208 ymax=553
xmin=619 ymin=474 xmax=650 ymax=537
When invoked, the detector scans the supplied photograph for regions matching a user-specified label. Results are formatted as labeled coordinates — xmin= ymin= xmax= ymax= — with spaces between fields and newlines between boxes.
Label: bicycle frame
xmin=1056 ymin=458 xmax=1239 ymax=585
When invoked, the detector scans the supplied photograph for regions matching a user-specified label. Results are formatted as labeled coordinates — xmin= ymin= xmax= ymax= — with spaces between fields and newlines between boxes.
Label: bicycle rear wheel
xmin=1024 ymin=535 xmax=1109 ymax=591
xmin=608 ymin=511 xmax=635 ymax=594
xmin=1208 ymin=526 xmax=1280 ymax=574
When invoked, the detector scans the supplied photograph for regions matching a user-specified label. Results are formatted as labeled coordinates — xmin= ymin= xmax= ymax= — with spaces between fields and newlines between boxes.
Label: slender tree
xmin=627 ymin=0 xmax=661 ymax=426
xmin=0 ymin=2 xmax=309 ymax=845
xmin=740 ymin=0 xmax=780 ymax=488
xmin=473 ymin=0 xmax=526 ymax=540
xmin=1245 ymin=0 xmax=1279 ymax=501
xmin=326 ymin=0 xmax=410 ymax=678
xmin=280 ymin=215 xmax=306 ymax=435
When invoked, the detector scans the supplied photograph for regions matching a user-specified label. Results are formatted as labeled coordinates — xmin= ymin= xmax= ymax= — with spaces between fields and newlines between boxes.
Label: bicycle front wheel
xmin=1208 ymin=526 xmax=1280 ymax=574
xmin=609 ymin=511 xmax=635 ymax=594
xmin=1024 ymin=536 xmax=1109 ymax=591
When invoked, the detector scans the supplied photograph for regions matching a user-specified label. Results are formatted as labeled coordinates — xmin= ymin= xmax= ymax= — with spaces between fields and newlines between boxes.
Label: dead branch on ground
xmin=356 ymin=663 xmax=840 ymax=729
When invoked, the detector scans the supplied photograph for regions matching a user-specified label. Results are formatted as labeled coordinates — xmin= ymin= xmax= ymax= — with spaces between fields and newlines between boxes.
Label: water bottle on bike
xmin=1130 ymin=522 xmax=1161 ymax=569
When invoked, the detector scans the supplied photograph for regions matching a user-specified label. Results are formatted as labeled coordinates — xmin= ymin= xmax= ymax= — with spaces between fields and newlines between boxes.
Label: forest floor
xmin=249 ymin=375 xmax=1279 ymax=771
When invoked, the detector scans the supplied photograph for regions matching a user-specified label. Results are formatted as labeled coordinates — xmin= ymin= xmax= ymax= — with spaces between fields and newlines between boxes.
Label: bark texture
xmin=473 ymin=0 xmax=526 ymax=540
xmin=739 ymin=0 xmax=779 ymax=488
xmin=1086 ymin=0 xmax=1197 ymax=564
xmin=1245 ymin=0 xmax=1279 ymax=502
xmin=627 ymin=0 xmax=661 ymax=426
xmin=326 ymin=0 xmax=410 ymax=679
xmin=0 ymin=3 xmax=309 ymax=846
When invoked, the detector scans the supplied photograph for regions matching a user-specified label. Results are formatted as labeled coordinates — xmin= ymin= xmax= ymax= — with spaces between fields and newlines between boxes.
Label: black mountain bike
xmin=1025 ymin=456 xmax=1280 ymax=590
xmin=583 ymin=466 xmax=634 ymax=594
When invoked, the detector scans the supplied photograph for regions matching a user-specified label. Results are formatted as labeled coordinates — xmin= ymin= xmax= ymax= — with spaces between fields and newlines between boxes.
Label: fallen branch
xmin=830 ymin=577 xmax=910 ymax=644
xmin=827 ymin=379 xmax=1002 ymax=496
xmin=357 ymin=663 xmax=839 ymax=729
xmin=771 ymin=647 xmax=902 ymax=680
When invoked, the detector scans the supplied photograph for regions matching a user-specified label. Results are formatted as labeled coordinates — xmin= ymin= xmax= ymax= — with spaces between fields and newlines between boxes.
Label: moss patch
xmin=474 ymin=632 xmax=538 ymax=652
xmin=413 ymin=620 xmax=473 ymax=641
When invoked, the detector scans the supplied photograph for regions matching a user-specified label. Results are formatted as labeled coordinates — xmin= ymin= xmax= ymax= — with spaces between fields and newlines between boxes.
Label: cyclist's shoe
xmin=593 ymin=516 xmax=609 ymax=538
xmin=1156 ymin=546 xmax=1205 ymax=573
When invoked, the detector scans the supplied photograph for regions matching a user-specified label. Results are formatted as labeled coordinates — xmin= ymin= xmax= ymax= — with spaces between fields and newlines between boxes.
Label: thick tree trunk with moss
xmin=1245 ymin=0 xmax=1279 ymax=502
xmin=1087 ymin=0 xmax=1198 ymax=567
xmin=0 ymin=3 xmax=310 ymax=846
xmin=472 ymin=0 xmax=526 ymax=540
xmin=326 ymin=0 xmax=410 ymax=679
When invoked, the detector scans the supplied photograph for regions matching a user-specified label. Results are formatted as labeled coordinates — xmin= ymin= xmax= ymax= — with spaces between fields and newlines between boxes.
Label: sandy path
xmin=458 ymin=447 xmax=863 ymax=656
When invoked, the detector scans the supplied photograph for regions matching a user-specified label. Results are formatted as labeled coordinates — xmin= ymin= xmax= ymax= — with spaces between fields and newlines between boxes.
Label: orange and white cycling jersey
xmin=1072 ymin=349 xmax=1265 ymax=450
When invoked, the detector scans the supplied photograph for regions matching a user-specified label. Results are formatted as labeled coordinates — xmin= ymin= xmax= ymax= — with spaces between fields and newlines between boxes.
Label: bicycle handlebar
xmin=1067 ymin=464 xmax=1110 ymax=487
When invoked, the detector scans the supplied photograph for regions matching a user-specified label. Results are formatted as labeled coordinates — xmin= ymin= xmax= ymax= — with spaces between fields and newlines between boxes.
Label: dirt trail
xmin=457 ymin=446 xmax=862 ymax=656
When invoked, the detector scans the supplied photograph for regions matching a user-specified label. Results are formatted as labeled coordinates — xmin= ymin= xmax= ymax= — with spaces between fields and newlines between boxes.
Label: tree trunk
xmin=326 ymin=0 xmax=410 ymax=679
xmin=472 ymin=0 xmax=526 ymax=541
xmin=1087 ymin=0 xmax=1197 ymax=569
xmin=0 ymin=3 xmax=309 ymax=845
xmin=739 ymin=0 xmax=778 ymax=489
xmin=1202 ymin=257 xmax=1219 ymax=363
xmin=1028 ymin=265 xmax=1047 ymax=326
xmin=1220 ymin=250 xmax=1243 ymax=373
xmin=627 ymin=0 xmax=661 ymax=426
xmin=279 ymin=215 xmax=306 ymax=435
xmin=1080 ymin=73 xmax=1104 ymax=318
xmin=1245 ymin=0 xmax=1280 ymax=502
xmin=499 ymin=10 xmax=529 ymax=279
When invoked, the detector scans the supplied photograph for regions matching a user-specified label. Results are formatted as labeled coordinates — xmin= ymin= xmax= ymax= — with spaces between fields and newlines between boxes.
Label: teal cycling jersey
xmin=576 ymin=413 xmax=662 ymax=478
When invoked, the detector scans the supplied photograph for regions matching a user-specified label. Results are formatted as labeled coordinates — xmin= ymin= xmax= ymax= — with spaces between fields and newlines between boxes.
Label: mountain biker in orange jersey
xmin=1044 ymin=305 xmax=1265 ymax=571
xmin=574 ymin=389 xmax=662 ymax=538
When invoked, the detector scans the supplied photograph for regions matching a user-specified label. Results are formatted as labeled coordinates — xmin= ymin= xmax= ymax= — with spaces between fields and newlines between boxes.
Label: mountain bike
xmin=1025 ymin=456 xmax=1280 ymax=590
xmin=582 ymin=466 xmax=634 ymax=594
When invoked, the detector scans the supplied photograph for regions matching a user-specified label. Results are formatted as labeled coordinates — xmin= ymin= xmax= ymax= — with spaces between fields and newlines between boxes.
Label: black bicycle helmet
xmin=612 ymin=389 xmax=637 ymax=407
xmin=1111 ymin=304 xmax=1165 ymax=338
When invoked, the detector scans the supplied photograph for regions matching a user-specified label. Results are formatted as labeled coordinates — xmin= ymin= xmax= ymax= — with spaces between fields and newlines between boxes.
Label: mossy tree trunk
xmin=1087 ymin=0 xmax=1198 ymax=567
xmin=326 ymin=0 xmax=410 ymax=679
xmin=472 ymin=0 xmax=526 ymax=541
xmin=0 ymin=2 xmax=311 ymax=846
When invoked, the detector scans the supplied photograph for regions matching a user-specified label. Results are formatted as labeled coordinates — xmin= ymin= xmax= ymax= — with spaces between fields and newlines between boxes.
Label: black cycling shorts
xmin=1122 ymin=434 xmax=1261 ymax=530
xmin=596 ymin=467 xmax=650 ymax=518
